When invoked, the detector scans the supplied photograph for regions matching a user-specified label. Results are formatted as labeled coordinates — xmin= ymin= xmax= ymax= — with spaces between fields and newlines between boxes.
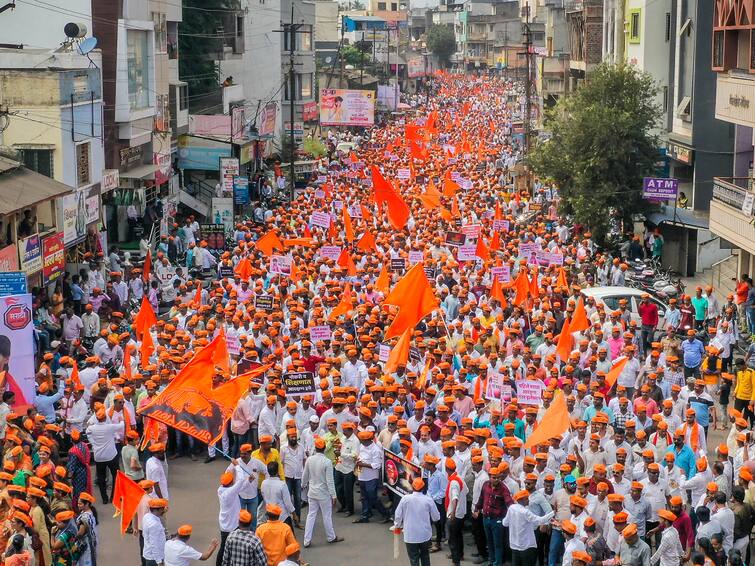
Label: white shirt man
xmin=226 ymin=452 xmax=268 ymax=503
xmin=501 ymin=494 xmax=555 ymax=551
xmin=145 ymin=451 xmax=170 ymax=500
xmin=86 ymin=414 xmax=124 ymax=463
xmin=260 ymin=474 xmax=296 ymax=523
xmin=301 ymin=442 xmax=338 ymax=546
xmin=217 ymin=472 xmax=253 ymax=534
xmin=142 ymin=506 xmax=167 ymax=564
xmin=394 ymin=483 xmax=441 ymax=545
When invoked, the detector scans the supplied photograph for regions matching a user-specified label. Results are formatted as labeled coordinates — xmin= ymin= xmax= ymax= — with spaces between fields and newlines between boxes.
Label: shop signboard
xmin=17 ymin=235 xmax=42 ymax=275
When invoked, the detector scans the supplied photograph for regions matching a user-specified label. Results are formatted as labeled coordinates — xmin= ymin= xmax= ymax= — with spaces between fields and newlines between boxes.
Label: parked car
xmin=580 ymin=286 xmax=669 ymax=331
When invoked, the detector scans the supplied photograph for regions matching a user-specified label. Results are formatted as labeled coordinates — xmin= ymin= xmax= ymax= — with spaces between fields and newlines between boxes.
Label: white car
xmin=580 ymin=286 xmax=669 ymax=331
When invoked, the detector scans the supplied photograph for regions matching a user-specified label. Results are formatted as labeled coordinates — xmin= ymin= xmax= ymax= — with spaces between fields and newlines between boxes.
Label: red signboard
xmin=42 ymin=232 xmax=65 ymax=285
xmin=303 ymin=101 xmax=318 ymax=122
xmin=0 ymin=244 xmax=18 ymax=272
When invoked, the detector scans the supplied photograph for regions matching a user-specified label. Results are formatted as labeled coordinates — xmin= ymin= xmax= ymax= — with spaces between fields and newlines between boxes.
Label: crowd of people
xmin=10 ymin=73 xmax=755 ymax=566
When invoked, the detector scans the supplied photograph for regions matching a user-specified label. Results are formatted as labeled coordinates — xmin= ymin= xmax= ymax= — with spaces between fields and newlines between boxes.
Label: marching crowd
xmin=8 ymin=73 xmax=755 ymax=566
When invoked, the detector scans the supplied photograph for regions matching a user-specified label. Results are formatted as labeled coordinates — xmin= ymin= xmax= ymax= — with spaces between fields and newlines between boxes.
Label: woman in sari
xmin=65 ymin=430 xmax=91 ymax=508
xmin=4 ymin=511 xmax=34 ymax=566
xmin=4 ymin=534 xmax=32 ymax=566
xmin=34 ymin=448 xmax=55 ymax=484
xmin=27 ymin=487 xmax=51 ymax=566
xmin=76 ymin=493 xmax=98 ymax=566
xmin=50 ymin=511 xmax=80 ymax=566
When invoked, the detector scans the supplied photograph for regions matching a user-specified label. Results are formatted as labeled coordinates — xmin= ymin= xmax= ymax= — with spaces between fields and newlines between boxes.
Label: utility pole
xmin=275 ymin=2 xmax=303 ymax=201
xmin=521 ymin=3 xmax=533 ymax=158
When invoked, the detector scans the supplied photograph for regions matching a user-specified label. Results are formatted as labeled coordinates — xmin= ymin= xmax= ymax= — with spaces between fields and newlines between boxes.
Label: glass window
xmin=378 ymin=2 xmax=386 ymax=9
xmin=76 ymin=143 xmax=90 ymax=187
xmin=300 ymin=73 xmax=312 ymax=98
xmin=152 ymin=12 xmax=167 ymax=53
xmin=127 ymin=30 xmax=151 ymax=111
xmin=300 ymin=27 xmax=312 ymax=51
xmin=20 ymin=149 xmax=53 ymax=178
xmin=629 ymin=10 xmax=641 ymax=43
xmin=167 ymin=21 xmax=178 ymax=60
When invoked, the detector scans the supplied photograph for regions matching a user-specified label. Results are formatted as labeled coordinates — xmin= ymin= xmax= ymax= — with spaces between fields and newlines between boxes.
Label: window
xmin=665 ymin=13 xmax=671 ymax=42
xmin=20 ymin=149 xmax=53 ymax=178
xmin=127 ymin=30 xmax=151 ymax=111
xmin=300 ymin=73 xmax=312 ymax=98
xmin=179 ymin=85 xmax=188 ymax=111
xmin=76 ymin=143 xmax=90 ymax=187
xmin=300 ymin=26 xmax=312 ymax=51
xmin=378 ymin=2 xmax=386 ymax=9
xmin=676 ymin=95 xmax=691 ymax=118
xmin=629 ymin=9 xmax=641 ymax=43
xmin=391 ymin=2 xmax=397 ymax=10
xmin=167 ymin=21 xmax=178 ymax=60
xmin=713 ymin=30 xmax=724 ymax=68
xmin=152 ymin=12 xmax=167 ymax=53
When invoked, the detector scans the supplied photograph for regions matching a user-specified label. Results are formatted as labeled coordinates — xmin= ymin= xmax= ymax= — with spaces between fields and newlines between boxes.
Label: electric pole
xmin=522 ymin=4 xmax=533 ymax=158
xmin=275 ymin=2 xmax=303 ymax=201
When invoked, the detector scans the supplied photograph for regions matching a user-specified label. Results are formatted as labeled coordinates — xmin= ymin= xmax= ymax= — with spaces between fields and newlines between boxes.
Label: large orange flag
xmin=604 ymin=356 xmax=629 ymax=388
xmin=512 ymin=269 xmax=530 ymax=306
xmin=383 ymin=263 xmax=439 ymax=339
xmin=375 ymin=265 xmax=391 ymax=293
xmin=255 ymin=231 xmax=285 ymax=256
xmin=343 ymin=207 xmax=355 ymax=243
xmin=443 ymin=171 xmax=459 ymax=197
xmin=556 ymin=267 xmax=569 ymax=289
xmin=555 ymin=317 xmax=573 ymax=362
xmin=70 ymin=360 xmax=82 ymax=388
xmin=140 ymin=326 xmax=155 ymax=365
xmin=329 ymin=284 xmax=352 ymax=320
xmin=384 ymin=328 xmax=412 ymax=373
xmin=372 ymin=166 xmax=410 ymax=230
xmin=337 ymin=248 xmax=357 ymax=276
xmin=112 ymin=471 xmax=145 ymax=534
xmin=234 ymin=257 xmax=253 ymax=281
xmin=570 ymin=297 xmax=590 ymax=334
xmin=524 ymin=392 xmax=571 ymax=448
xmin=476 ymin=238 xmax=490 ymax=261
xmin=133 ymin=296 xmax=157 ymax=340
xmin=356 ymin=231 xmax=377 ymax=252
xmin=490 ymin=276 xmax=506 ymax=306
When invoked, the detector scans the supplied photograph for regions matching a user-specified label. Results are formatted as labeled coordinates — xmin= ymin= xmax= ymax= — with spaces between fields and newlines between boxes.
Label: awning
xmin=647 ymin=207 xmax=709 ymax=230
xmin=120 ymin=163 xmax=158 ymax=180
xmin=0 ymin=157 xmax=75 ymax=215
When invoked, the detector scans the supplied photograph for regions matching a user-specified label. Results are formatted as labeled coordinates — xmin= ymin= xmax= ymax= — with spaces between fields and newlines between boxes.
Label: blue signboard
xmin=0 ymin=272 xmax=27 ymax=297
xmin=233 ymin=176 xmax=250 ymax=205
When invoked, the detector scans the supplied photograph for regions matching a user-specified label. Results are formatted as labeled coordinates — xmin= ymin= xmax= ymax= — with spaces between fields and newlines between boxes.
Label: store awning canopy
xmin=120 ymin=163 xmax=158 ymax=180
xmin=647 ymin=207 xmax=709 ymax=230
xmin=0 ymin=156 xmax=74 ymax=215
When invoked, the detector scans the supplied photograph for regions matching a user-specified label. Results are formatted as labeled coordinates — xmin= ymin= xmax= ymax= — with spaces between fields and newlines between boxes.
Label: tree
xmin=342 ymin=45 xmax=366 ymax=67
xmin=426 ymin=25 xmax=456 ymax=68
xmin=527 ymin=64 xmax=662 ymax=243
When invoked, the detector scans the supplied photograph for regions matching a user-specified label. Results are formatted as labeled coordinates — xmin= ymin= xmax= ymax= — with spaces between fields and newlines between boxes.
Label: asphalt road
xmin=98 ymin=427 xmax=728 ymax=565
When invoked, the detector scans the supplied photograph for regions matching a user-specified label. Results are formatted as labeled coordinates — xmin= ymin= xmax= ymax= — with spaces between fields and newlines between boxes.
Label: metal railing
xmin=712 ymin=176 xmax=754 ymax=212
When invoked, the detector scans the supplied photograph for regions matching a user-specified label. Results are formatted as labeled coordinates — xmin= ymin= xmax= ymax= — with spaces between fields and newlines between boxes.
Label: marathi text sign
xmin=18 ymin=235 xmax=42 ymax=275
xmin=320 ymin=89 xmax=375 ymax=127
xmin=642 ymin=177 xmax=678 ymax=201
xmin=383 ymin=450 xmax=423 ymax=496
xmin=0 ymin=294 xmax=36 ymax=409
xmin=310 ymin=211 xmax=332 ymax=229
xmin=309 ymin=325 xmax=332 ymax=342
xmin=515 ymin=379 xmax=545 ymax=405
xmin=283 ymin=371 xmax=316 ymax=397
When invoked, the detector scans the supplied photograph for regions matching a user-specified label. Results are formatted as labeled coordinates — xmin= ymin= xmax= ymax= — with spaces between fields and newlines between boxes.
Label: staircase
xmin=178 ymin=189 xmax=210 ymax=217
xmin=684 ymin=252 xmax=739 ymax=297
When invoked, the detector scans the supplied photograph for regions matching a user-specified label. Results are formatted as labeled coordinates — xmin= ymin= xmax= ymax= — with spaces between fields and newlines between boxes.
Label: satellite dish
xmin=78 ymin=37 xmax=98 ymax=55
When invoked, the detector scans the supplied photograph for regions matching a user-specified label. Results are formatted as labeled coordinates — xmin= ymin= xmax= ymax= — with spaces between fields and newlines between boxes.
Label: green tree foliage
xmin=528 ymin=64 xmax=661 ymax=242
xmin=342 ymin=45 xmax=367 ymax=67
xmin=179 ymin=0 xmax=240 ymax=100
xmin=303 ymin=138 xmax=328 ymax=158
xmin=426 ymin=25 xmax=456 ymax=68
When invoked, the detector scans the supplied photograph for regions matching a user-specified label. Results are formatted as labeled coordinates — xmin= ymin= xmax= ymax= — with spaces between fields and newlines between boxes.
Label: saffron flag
xmin=70 ymin=360 xmax=82 ymax=389
xmin=356 ymin=231 xmax=377 ymax=252
xmin=255 ymin=231 xmax=285 ymax=256
xmin=490 ymin=276 xmax=506 ymax=306
xmin=337 ymin=248 xmax=357 ymax=276
xmin=329 ymin=284 xmax=353 ymax=320
xmin=443 ymin=172 xmax=460 ymax=198
xmin=524 ymin=392 xmax=571 ymax=449
xmin=605 ymin=356 xmax=629 ymax=388
xmin=343 ymin=207 xmax=355 ymax=243
xmin=375 ymin=265 xmax=391 ymax=294
xmin=234 ymin=257 xmax=253 ymax=281
xmin=569 ymin=296 xmax=590 ymax=334
xmin=371 ymin=166 xmax=410 ymax=230
xmin=112 ymin=471 xmax=146 ymax=535
xmin=555 ymin=316 xmax=573 ymax=362
xmin=133 ymin=296 xmax=157 ymax=340
xmin=140 ymin=326 xmax=155 ymax=365
xmin=384 ymin=328 xmax=412 ymax=374
xmin=383 ymin=263 xmax=439 ymax=339
xmin=512 ymin=269 xmax=530 ymax=306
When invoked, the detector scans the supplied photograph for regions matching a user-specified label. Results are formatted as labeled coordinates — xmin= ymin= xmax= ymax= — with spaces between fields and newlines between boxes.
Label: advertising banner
xmin=17 ymin=235 xmax=42 ymax=275
xmin=383 ymin=450 xmax=423 ymax=496
xmin=407 ymin=57 xmax=426 ymax=78
xmin=198 ymin=224 xmax=226 ymax=251
xmin=0 ymin=294 xmax=36 ymax=409
xmin=642 ymin=177 xmax=678 ymax=201
xmin=219 ymin=157 xmax=239 ymax=197
xmin=233 ymin=176 xmax=250 ymax=205
xmin=259 ymin=102 xmax=278 ymax=137
xmin=0 ymin=273 xmax=26 ymax=297
xmin=211 ymin=198 xmax=234 ymax=233
xmin=0 ymin=245 xmax=19 ymax=272
xmin=320 ymin=89 xmax=375 ymax=127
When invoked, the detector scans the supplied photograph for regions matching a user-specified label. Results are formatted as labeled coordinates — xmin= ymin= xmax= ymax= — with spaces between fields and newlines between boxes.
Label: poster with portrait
xmin=319 ymin=89 xmax=375 ymax=127
xmin=0 ymin=294 xmax=35 ymax=409
xmin=383 ymin=450 xmax=423 ymax=496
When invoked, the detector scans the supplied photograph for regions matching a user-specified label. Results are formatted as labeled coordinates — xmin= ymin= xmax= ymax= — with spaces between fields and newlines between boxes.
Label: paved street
xmin=97 ymin=456 xmax=458 ymax=565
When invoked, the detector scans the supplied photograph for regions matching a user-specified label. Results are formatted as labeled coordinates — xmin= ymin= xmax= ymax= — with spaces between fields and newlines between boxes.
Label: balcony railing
xmin=713 ymin=177 xmax=754 ymax=213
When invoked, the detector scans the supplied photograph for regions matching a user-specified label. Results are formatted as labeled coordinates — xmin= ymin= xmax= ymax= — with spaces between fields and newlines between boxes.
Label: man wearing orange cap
xmin=354 ymin=430 xmax=390 ymax=524
xmin=501 ymin=490 xmax=555 ymax=566
xmin=218 ymin=469 xmax=256 ymax=564
xmin=86 ymin=407 xmax=125 ymax=503
xmin=393 ymin=477 xmax=440 ymax=566
xmin=301 ymin=436 xmax=342 ymax=547
xmin=221 ymin=510 xmax=268 ymax=566
xmin=255 ymin=503 xmax=296 ymax=566
xmin=615 ymin=523 xmax=651 ymax=566
xmin=650 ymin=509 xmax=682 ymax=565
xmin=164 ymin=524 xmax=219 ymax=566
xmin=142 ymin=498 xmax=169 ymax=566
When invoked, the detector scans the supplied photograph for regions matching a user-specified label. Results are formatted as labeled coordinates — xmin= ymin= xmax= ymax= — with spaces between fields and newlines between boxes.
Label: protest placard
xmin=310 ymin=211 xmax=331 ymax=228
xmin=383 ymin=450 xmax=423 ymax=496
xmin=516 ymin=379 xmax=545 ymax=405
xmin=283 ymin=372 xmax=316 ymax=397
xmin=310 ymin=325 xmax=332 ymax=342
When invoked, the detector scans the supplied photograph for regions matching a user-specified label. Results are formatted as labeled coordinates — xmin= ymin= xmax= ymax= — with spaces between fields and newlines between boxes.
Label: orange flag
xmin=529 ymin=269 xmax=540 ymax=299
xmin=419 ymin=195 xmax=440 ymax=210
xmin=384 ymin=328 xmax=412 ymax=373
xmin=570 ymin=297 xmax=590 ymax=334
xmin=283 ymin=238 xmax=316 ymax=248
xmin=337 ymin=248 xmax=357 ymax=276
xmin=112 ymin=471 xmax=146 ymax=535
xmin=512 ymin=269 xmax=530 ymax=306
xmin=123 ymin=344 xmax=133 ymax=380
xmin=490 ymin=230 xmax=501 ymax=252
xmin=605 ymin=356 xmax=629 ymax=388
xmin=476 ymin=238 xmax=490 ymax=262
xmin=450 ymin=197 xmax=460 ymax=219
xmin=383 ymin=263 xmax=439 ymax=339
xmin=303 ymin=224 xmax=312 ymax=238
xmin=524 ymin=392 xmax=571 ymax=448
xmin=555 ymin=317 xmax=573 ymax=362
xmin=142 ymin=251 xmax=151 ymax=283
xmin=328 ymin=219 xmax=337 ymax=240
xmin=140 ymin=326 xmax=155 ymax=365
xmin=133 ymin=296 xmax=157 ymax=340
xmin=372 ymin=165 xmax=410 ymax=230
xmin=356 ymin=231 xmax=377 ymax=252
xmin=440 ymin=207 xmax=453 ymax=222
xmin=426 ymin=178 xmax=441 ymax=202
xmin=329 ymin=284 xmax=353 ymax=320
xmin=375 ymin=265 xmax=391 ymax=293
xmin=443 ymin=172 xmax=460 ymax=197
xmin=556 ymin=267 xmax=569 ymax=289
xmin=234 ymin=257 xmax=253 ymax=281
xmin=343 ymin=207 xmax=355 ymax=243
xmin=490 ymin=276 xmax=506 ymax=306
xmin=192 ymin=283 xmax=203 ymax=308
xmin=255 ymin=231 xmax=284 ymax=256
xmin=70 ymin=360 xmax=82 ymax=388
